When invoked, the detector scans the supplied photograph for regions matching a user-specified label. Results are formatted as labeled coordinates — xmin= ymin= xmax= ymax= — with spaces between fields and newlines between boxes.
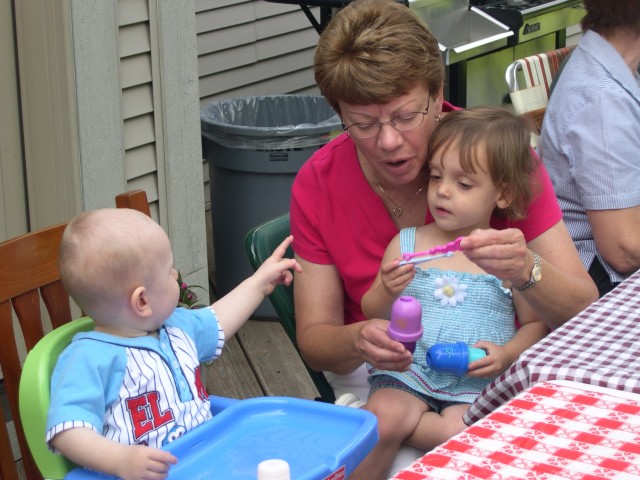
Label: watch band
xmin=514 ymin=251 xmax=541 ymax=291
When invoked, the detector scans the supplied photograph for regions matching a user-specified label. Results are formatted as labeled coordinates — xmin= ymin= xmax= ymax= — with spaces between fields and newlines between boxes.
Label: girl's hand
xmin=380 ymin=259 xmax=415 ymax=297
xmin=465 ymin=341 xmax=514 ymax=379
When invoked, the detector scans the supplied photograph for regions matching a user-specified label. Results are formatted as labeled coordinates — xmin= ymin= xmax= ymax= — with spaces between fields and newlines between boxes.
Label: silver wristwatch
xmin=514 ymin=251 xmax=542 ymax=291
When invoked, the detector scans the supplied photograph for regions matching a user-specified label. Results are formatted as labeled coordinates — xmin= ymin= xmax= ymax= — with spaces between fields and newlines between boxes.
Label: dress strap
xmin=399 ymin=227 xmax=417 ymax=256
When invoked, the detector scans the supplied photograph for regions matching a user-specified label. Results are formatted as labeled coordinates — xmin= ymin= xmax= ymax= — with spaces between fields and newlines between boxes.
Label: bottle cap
xmin=257 ymin=459 xmax=290 ymax=480
xmin=468 ymin=347 xmax=487 ymax=363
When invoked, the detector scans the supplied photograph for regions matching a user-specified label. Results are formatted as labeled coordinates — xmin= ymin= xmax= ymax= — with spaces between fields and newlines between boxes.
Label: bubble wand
xmin=398 ymin=237 xmax=464 ymax=266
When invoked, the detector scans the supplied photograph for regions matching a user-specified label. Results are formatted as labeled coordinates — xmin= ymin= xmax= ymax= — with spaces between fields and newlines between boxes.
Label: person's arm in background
xmin=539 ymin=30 xmax=640 ymax=292
xmin=588 ymin=207 xmax=640 ymax=274
xmin=581 ymin=22 xmax=640 ymax=276
xmin=567 ymin=87 xmax=640 ymax=280
xmin=294 ymin=257 xmax=413 ymax=375
xmin=462 ymin=221 xmax=598 ymax=330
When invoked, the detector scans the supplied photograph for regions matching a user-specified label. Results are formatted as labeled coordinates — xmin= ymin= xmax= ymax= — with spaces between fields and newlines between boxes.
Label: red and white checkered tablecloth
xmin=391 ymin=381 xmax=640 ymax=480
xmin=464 ymin=269 xmax=640 ymax=426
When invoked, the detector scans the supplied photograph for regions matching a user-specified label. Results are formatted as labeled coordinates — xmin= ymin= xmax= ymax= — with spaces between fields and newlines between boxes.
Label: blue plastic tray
xmin=65 ymin=396 xmax=378 ymax=479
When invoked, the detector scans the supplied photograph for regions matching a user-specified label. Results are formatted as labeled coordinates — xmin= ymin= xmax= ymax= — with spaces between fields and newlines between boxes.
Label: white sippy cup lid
xmin=257 ymin=459 xmax=290 ymax=480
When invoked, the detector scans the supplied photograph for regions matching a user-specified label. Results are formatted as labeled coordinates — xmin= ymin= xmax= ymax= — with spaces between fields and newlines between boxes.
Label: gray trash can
xmin=201 ymin=95 xmax=341 ymax=317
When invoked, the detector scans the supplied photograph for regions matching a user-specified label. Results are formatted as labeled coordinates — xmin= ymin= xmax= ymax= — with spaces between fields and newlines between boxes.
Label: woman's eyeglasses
xmin=342 ymin=97 xmax=431 ymax=139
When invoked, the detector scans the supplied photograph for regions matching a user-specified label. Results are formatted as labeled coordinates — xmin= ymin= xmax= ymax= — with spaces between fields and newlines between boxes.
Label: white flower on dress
xmin=434 ymin=276 xmax=467 ymax=306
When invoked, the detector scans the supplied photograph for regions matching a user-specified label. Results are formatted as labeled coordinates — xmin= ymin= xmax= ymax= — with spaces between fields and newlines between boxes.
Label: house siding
xmin=195 ymin=0 xmax=321 ymax=205
xmin=196 ymin=0 xmax=319 ymax=102
xmin=118 ymin=0 xmax=161 ymax=218
xmin=70 ymin=0 xmax=208 ymax=296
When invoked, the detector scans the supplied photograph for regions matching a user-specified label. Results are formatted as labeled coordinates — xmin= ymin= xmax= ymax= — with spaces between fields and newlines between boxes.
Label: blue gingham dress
xmin=368 ymin=227 xmax=517 ymax=403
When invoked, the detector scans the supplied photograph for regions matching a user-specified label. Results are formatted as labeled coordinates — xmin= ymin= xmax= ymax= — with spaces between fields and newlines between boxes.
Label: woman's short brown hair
xmin=427 ymin=106 xmax=539 ymax=220
xmin=314 ymin=0 xmax=444 ymax=114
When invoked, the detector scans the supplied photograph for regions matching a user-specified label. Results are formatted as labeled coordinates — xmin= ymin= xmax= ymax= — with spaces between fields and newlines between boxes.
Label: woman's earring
xmin=435 ymin=114 xmax=441 ymax=122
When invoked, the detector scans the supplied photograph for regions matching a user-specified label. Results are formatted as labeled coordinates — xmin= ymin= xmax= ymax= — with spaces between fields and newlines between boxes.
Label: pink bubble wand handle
xmin=401 ymin=237 xmax=464 ymax=263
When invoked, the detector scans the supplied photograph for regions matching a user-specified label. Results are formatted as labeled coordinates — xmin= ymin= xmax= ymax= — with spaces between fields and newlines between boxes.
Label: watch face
xmin=532 ymin=265 xmax=542 ymax=282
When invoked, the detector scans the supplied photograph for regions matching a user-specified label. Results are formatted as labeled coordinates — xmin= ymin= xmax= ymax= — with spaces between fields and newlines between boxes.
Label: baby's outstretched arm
xmin=213 ymin=235 xmax=302 ymax=338
xmin=52 ymin=428 xmax=177 ymax=480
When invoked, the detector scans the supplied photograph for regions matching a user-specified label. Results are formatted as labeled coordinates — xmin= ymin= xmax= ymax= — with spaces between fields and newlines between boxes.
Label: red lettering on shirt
xmin=126 ymin=392 xmax=175 ymax=441
xmin=194 ymin=366 xmax=208 ymax=400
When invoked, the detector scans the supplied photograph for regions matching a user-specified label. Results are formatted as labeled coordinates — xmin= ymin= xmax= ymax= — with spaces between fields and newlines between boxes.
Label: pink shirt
xmin=290 ymin=103 xmax=561 ymax=325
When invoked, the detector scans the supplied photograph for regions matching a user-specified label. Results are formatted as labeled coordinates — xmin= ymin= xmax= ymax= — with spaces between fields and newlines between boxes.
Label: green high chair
xmin=19 ymin=317 xmax=94 ymax=479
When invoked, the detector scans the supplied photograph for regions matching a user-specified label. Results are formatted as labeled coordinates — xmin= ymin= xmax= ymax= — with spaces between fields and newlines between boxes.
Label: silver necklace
xmin=376 ymin=182 xmax=424 ymax=217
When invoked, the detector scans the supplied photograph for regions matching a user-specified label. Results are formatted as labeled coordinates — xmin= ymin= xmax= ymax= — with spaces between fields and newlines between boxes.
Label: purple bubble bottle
xmin=387 ymin=296 xmax=423 ymax=353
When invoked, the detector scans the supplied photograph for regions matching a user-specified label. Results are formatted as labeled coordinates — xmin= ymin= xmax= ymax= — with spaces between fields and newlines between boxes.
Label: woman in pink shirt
xmin=290 ymin=0 xmax=597 ymax=475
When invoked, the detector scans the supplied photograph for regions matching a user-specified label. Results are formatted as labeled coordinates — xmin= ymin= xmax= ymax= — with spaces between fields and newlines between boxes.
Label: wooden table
xmin=205 ymin=318 xmax=321 ymax=401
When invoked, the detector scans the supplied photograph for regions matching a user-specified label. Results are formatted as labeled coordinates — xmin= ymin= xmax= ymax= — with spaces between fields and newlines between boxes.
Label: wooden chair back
xmin=0 ymin=189 xmax=150 ymax=480
xmin=115 ymin=189 xmax=152 ymax=217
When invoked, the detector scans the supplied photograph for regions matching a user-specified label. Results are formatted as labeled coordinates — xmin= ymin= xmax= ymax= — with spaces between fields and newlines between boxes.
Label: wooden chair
xmin=115 ymin=189 xmax=151 ymax=216
xmin=245 ymin=213 xmax=336 ymax=403
xmin=0 ymin=189 xmax=150 ymax=480
xmin=505 ymin=46 xmax=574 ymax=145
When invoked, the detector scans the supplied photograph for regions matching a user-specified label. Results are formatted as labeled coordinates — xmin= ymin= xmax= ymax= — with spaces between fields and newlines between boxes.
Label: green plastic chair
xmin=245 ymin=213 xmax=336 ymax=403
xmin=19 ymin=316 xmax=95 ymax=479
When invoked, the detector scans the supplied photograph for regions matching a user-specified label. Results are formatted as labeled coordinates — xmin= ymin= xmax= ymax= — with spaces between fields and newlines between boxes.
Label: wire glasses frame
xmin=342 ymin=96 xmax=431 ymax=139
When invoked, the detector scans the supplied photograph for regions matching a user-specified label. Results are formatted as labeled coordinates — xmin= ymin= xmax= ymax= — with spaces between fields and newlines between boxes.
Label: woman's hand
xmin=356 ymin=319 xmax=414 ymax=372
xmin=460 ymin=228 xmax=531 ymax=287
xmin=461 ymin=223 xmax=598 ymax=330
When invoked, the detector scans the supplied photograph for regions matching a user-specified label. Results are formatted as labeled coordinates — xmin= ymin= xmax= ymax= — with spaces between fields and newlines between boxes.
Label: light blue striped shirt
xmin=540 ymin=30 xmax=640 ymax=283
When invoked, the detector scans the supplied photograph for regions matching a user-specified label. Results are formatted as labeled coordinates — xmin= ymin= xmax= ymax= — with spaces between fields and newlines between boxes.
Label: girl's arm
xmin=468 ymin=292 xmax=548 ymax=378
xmin=361 ymin=235 xmax=415 ymax=319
